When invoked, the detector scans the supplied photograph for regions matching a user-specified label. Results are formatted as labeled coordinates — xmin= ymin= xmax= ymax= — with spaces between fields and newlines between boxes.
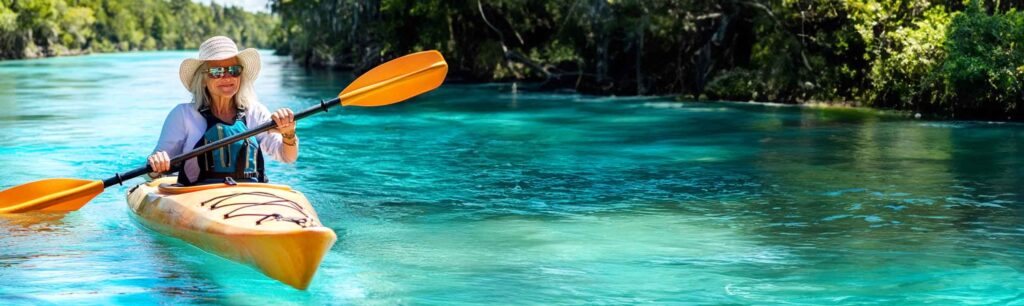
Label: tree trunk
xmin=636 ymin=4 xmax=648 ymax=95
xmin=589 ymin=0 xmax=610 ymax=84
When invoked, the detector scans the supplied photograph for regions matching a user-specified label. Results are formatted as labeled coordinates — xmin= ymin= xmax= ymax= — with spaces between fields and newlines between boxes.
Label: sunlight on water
xmin=0 ymin=52 xmax=1022 ymax=304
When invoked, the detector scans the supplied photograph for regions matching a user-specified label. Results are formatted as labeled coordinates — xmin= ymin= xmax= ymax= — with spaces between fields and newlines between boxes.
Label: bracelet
xmin=282 ymin=134 xmax=297 ymax=146
xmin=282 ymin=131 xmax=296 ymax=139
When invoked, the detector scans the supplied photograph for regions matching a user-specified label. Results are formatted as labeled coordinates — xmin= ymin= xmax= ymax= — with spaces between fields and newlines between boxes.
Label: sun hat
xmin=178 ymin=36 xmax=261 ymax=91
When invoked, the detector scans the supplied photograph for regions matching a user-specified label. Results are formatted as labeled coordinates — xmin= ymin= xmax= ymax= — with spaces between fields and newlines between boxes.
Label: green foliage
xmin=60 ymin=7 xmax=94 ymax=49
xmin=0 ymin=0 xmax=279 ymax=59
xmin=271 ymin=0 xmax=718 ymax=93
xmin=836 ymin=0 xmax=1024 ymax=119
xmin=854 ymin=2 xmax=953 ymax=110
xmin=7 ymin=0 xmax=1024 ymax=120
xmin=0 ymin=2 xmax=20 ymax=58
xmin=683 ymin=0 xmax=1024 ymax=119
xmin=941 ymin=1 xmax=1024 ymax=119
xmin=705 ymin=69 xmax=771 ymax=102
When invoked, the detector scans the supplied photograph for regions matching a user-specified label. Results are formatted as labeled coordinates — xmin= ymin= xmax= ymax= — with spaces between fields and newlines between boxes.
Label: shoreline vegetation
xmin=3 ymin=0 xmax=1023 ymax=121
xmin=0 ymin=0 xmax=276 ymax=57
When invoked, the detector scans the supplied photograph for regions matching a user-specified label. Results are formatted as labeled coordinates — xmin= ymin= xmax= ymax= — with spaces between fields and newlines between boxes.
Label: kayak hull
xmin=127 ymin=177 xmax=336 ymax=290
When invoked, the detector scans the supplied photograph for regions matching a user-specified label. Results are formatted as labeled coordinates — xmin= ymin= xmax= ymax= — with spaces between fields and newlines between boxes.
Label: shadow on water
xmin=0 ymin=114 xmax=69 ymax=122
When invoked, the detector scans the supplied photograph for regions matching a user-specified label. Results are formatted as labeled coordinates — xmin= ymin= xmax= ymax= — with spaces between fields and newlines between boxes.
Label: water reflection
xmin=0 ymin=213 xmax=69 ymax=233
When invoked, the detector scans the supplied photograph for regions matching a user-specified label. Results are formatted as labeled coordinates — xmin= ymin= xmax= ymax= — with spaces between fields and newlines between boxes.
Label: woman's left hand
xmin=271 ymin=108 xmax=296 ymax=136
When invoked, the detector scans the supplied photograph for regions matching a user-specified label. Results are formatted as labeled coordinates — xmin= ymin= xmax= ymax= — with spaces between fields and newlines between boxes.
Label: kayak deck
xmin=127 ymin=177 xmax=337 ymax=290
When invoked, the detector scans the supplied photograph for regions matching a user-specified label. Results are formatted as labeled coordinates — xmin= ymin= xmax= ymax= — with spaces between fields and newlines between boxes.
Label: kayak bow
xmin=127 ymin=177 xmax=337 ymax=290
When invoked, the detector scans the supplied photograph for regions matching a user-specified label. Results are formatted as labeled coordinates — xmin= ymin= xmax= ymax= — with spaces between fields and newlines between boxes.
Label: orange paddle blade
xmin=340 ymin=50 xmax=448 ymax=107
xmin=0 ymin=179 xmax=104 ymax=213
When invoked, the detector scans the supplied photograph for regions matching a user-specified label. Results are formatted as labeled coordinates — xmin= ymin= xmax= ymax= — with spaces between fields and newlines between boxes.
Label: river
xmin=0 ymin=51 xmax=1021 ymax=304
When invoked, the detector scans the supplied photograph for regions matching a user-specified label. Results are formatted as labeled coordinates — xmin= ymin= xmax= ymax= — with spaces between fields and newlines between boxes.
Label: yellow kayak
xmin=126 ymin=177 xmax=337 ymax=290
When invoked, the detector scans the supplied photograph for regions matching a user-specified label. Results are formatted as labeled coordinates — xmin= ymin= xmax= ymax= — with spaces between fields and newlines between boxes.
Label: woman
xmin=147 ymin=36 xmax=298 ymax=185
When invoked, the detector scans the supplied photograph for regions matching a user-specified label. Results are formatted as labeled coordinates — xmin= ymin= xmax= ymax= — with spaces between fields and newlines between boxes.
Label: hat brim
xmin=179 ymin=48 xmax=261 ymax=92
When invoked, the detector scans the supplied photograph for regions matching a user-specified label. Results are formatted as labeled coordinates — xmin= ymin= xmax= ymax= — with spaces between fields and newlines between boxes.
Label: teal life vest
xmin=178 ymin=108 xmax=266 ymax=185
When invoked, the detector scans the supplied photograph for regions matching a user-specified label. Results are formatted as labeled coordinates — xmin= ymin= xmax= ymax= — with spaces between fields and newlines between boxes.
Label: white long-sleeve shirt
xmin=151 ymin=102 xmax=298 ymax=182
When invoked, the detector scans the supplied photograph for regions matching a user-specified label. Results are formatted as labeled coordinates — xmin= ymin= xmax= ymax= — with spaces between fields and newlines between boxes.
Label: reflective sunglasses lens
xmin=227 ymin=65 xmax=243 ymax=77
xmin=207 ymin=67 xmax=226 ymax=78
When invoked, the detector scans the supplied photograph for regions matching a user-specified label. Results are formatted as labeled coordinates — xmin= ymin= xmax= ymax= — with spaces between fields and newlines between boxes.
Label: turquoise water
xmin=1 ymin=51 xmax=1023 ymax=305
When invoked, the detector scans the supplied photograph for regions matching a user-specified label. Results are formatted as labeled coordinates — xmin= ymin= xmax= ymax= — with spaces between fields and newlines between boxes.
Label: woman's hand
xmin=148 ymin=151 xmax=171 ymax=175
xmin=271 ymin=108 xmax=296 ymax=136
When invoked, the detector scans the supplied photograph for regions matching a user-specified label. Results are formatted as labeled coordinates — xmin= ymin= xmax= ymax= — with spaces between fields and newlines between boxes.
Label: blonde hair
xmin=188 ymin=60 xmax=257 ymax=111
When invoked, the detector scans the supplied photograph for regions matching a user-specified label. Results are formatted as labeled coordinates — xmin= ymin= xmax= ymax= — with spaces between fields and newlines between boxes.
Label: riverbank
xmin=0 ymin=48 xmax=996 ymax=124
xmin=15 ymin=46 xmax=90 ymax=59
xmin=7 ymin=0 xmax=1022 ymax=121
xmin=0 ymin=0 xmax=275 ymax=60
xmin=488 ymin=81 xmax=923 ymax=122
xmin=270 ymin=0 xmax=1024 ymax=122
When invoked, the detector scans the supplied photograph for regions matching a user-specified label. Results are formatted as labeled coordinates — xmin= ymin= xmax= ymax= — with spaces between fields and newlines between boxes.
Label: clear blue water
xmin=1 ymin=51 xmax=1023 ymax=304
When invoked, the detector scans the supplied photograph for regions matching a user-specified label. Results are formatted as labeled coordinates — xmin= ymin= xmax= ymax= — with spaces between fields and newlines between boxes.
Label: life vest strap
xmin=177 ymin=107 xmax=267 ymax=186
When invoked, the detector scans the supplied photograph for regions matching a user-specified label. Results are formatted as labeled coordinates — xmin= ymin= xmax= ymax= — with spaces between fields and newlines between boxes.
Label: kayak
xmin=126 ymin=177 xmax=337 ymax=290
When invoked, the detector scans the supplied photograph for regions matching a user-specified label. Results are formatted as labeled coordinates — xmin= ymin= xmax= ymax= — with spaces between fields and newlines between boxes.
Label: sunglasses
xmin=207 ymin=65 xmax=243 ymax=79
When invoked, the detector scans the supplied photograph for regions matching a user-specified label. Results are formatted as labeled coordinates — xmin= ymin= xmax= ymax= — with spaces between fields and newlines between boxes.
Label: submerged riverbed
xmin=0 ymin=51 xmax=1022 ymax=304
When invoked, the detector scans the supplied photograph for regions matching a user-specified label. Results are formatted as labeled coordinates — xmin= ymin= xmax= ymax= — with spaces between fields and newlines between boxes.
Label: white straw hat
xmin=178 ymin=36 xmax=260 ymax=91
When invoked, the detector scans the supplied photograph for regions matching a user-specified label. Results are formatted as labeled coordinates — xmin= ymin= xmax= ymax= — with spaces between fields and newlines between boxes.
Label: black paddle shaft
xmin=102 ymin=97 xmax=342 ymax=187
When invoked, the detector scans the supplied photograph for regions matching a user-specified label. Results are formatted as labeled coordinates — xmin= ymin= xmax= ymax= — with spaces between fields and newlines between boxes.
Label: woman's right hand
xmin=148 ymin=151 xmax=171 ymax=174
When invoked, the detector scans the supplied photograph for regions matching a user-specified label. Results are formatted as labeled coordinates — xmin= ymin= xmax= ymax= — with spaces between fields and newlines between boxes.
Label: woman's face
xmin=205 ymin=57 xmax=241 ymax=99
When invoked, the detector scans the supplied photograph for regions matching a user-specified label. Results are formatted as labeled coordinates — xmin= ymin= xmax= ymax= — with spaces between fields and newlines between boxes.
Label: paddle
xmin=0 ymin=50 xmax=448 ymax=214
